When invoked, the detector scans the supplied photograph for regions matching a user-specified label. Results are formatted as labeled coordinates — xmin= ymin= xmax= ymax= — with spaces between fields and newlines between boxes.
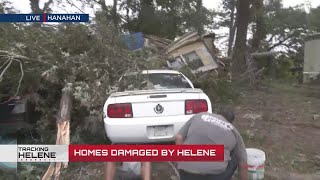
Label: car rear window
xmin=118 ymin=73 xmax=192 ymax=91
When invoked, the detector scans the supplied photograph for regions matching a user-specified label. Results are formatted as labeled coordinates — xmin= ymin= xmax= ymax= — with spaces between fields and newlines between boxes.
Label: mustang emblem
xmin=154 ymin=104 xmax=164 ymax=114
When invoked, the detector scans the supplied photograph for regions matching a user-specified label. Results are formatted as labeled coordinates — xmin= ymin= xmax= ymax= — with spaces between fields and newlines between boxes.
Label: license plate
xmin=153 ymin=126 xmax=169 ymax=137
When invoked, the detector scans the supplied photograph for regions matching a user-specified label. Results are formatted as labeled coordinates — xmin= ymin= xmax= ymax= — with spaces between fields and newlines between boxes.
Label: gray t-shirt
xmin=177 ymin=112 xmax=247 ymax=174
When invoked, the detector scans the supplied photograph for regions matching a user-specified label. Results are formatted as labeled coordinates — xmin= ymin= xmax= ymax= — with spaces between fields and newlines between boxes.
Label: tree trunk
xmin=232 ymin=0 xmax=250 ymax=77
xmin=30 ymin=0 xmax=41 ymax=13
xmin=42 ymin=84 xmax=72 ymax=180
xmin=29 ymin=0 xmax=53 ymax=13
xmin=126 ymin=1 xmax=130 ymax=24
xmin=29 ymin=0 xmax=53 ymax=28
xmin=137 ymin=0 xmax=154 ymax=34
xmin=227 ymin=0 xmax=236 ymax=57
xmin=168 ymin=2 xmax=178 ymax=39
xmin=196 ymin=0 xmax=203 ymax=35
xmin=251 ymin=0 xmax=265 ymax=52
xmin=112 ymin=0 xmax=118 ymax=33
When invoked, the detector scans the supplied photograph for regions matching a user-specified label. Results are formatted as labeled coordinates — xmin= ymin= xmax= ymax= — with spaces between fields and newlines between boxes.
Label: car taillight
xmin=107 ymin=103 xmax=133 ymax=118
xmin=185 ymin=99 xmax=208 ymax=115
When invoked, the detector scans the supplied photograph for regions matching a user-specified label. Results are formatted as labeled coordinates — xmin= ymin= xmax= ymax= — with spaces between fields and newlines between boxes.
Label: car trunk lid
xmin=110 ymin=89 xmax=203 ymax=117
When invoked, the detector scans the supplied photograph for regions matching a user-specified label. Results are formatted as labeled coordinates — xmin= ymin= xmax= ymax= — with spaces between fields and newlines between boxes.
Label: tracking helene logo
xmin=18 ymin=145 xmax=68 ymax=162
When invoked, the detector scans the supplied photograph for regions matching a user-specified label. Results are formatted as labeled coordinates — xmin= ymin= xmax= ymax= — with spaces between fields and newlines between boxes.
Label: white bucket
xmin=246 ymin=148 xmax=266 ymax=180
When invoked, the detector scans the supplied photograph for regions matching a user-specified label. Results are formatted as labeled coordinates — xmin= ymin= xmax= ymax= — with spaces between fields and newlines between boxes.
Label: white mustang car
xmin=103 ymin=70 xmax=212 ymax=143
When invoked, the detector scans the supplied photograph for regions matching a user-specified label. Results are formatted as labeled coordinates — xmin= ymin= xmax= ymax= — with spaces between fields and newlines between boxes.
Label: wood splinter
xmin=42 ymin=84 xmax=72 ymax=180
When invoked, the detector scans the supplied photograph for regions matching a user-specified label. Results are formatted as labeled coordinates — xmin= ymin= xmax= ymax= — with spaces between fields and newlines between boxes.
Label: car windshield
xmin=118 ymin=73 xmax=192 ymax=91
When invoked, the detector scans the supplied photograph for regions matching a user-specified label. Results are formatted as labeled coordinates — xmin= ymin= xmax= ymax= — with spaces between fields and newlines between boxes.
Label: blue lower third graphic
xmin=0 ymin=14 xmax=89 ymax=23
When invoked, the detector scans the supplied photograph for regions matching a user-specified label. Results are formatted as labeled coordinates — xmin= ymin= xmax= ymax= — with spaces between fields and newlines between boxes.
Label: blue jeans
xmin=179 ymin=152 xmax=238 ymax=180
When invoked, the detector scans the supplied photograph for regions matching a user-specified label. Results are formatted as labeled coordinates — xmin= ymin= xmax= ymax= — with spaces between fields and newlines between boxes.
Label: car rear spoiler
xmin=110 ymin=88 xmax=204 ymax=97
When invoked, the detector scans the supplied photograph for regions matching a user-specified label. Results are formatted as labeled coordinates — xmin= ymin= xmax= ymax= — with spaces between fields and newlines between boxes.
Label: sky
xmin=9 ymin=0 xmax=320 ymax=14
xmin=203 ymin=0 xmax=320 ymax=10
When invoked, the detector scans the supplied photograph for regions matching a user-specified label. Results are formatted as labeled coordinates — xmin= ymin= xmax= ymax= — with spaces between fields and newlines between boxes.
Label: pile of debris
xmin=144 ymin=35 xmax=173 ymax=52
xmin=121 ymin=31 xmax=228 ymax=76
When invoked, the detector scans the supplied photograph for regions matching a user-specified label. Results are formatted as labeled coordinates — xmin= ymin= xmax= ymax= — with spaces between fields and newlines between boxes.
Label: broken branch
xmin=0 ymin=57 xmax=13 ymax=81
xmin=0 ymin=50 xmax=55 ymax=66
xmin=0 ymin=58 xmax=25 ymax=104
xmin=42 ymin=83 xmax=73 ymax=180
xmin=65 ymin=0 xmax=87 ymax=14
xmin=13 ymin=59 xmax=24 ymax=98
xmin=0 ymin=50 xmax=31 ymax=61
xmin=0 ymin=59 xmax=10 ymax=70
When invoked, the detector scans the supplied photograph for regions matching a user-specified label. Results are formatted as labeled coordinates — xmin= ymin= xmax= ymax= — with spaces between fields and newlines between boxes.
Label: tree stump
xmin=42 ymin=84 xmax=72 ymax=180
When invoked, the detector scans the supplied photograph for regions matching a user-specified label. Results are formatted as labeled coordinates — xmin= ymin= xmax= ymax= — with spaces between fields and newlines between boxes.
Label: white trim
xmin=0 ymin=145 xmax=17 ymax=162
xmin=303 ymin=72 xmax=320 ymax=74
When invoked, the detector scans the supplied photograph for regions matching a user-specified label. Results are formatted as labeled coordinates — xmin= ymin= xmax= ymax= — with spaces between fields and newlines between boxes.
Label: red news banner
xmin=69 ymin=145 xmax=224 ymax=162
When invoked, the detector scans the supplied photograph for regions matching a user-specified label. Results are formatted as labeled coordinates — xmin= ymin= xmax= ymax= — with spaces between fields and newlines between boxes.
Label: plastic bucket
xmin=246 ymin=148 xmax=266 ymax=180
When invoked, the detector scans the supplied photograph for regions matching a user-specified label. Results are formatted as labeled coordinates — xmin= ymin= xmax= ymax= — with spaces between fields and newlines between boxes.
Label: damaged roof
xmin=144 ymin=35 xmax=173 ymax=50
xmin=167 ymin=31 xmax=215 ymax=53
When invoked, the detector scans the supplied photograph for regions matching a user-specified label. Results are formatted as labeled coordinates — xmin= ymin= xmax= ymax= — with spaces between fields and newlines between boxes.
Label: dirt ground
xmin=233 ymin=82 xmax=320 ymax=180
xmin=12 ymin=82 xmax=320 ymax=180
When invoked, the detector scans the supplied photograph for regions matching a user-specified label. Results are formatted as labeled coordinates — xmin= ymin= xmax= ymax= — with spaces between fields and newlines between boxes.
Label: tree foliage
xmin=308 ymin=6 xmax=320 ymax=32
xmin=117 ymin=0 xmax=216 ymax=39
xmin=0 ymin=14 xmax=150 ymax=147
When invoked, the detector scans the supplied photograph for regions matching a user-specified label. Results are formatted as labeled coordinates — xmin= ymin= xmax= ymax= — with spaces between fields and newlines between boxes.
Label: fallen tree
xmin=0 ymin=22 xmax=152 ymax=179
xmin=222 ymin=51 xmax=281 ymax=86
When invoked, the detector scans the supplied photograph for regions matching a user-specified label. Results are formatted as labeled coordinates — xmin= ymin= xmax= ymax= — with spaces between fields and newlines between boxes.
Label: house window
xmin=182 ymin=51 xmax=204 ymax=70
xmin=168 ymin=56 xmax=185 ymax=69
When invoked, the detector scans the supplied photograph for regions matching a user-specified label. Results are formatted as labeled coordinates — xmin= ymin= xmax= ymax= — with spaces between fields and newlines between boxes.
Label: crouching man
xmin=175 ymin=108 xmax=248 ymax=180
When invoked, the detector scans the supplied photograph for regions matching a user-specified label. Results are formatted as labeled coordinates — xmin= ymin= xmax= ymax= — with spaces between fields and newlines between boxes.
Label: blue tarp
xmin=121 ymin=32 xmax=144 ymax=51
